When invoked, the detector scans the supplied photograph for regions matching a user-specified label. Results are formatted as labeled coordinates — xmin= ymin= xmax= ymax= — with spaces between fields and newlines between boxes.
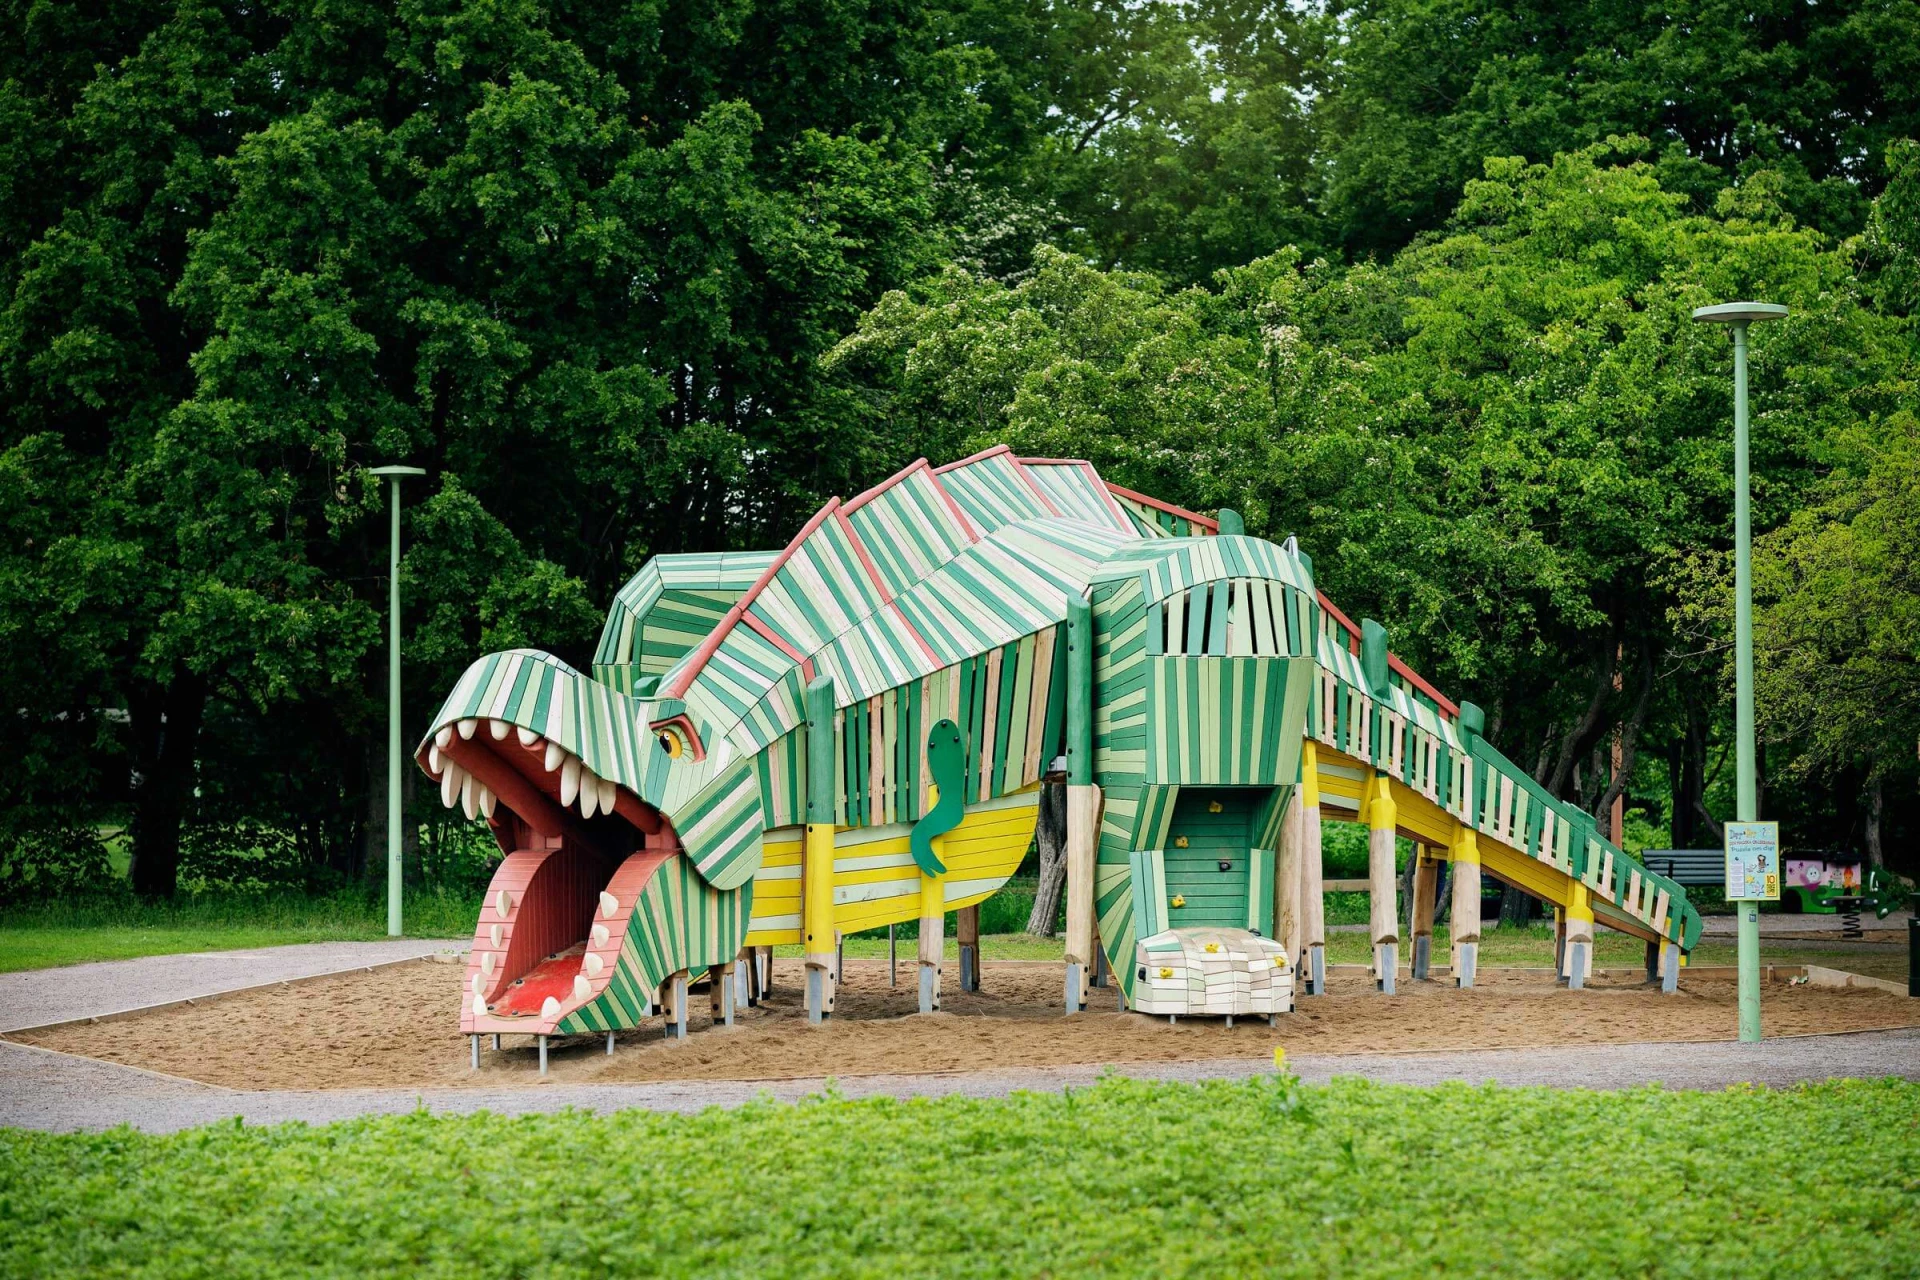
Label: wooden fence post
xmin=1299 ymin=740 xmax=1326 ymax=995
xmin=803 ymin=676 xmax=838 ymax=1025
xmin=1366 ymin=774 xmax=1399 ymax=994
xmin=1450 ymin=823 xmax=1482 ymax=987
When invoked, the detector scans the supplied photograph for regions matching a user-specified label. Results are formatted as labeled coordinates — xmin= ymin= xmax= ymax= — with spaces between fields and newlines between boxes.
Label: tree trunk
xmin=1865 ymin=773 xmax=1886 ymax=869
xmin=1498 ymin=883 xmax=1536 ymax=928
xmin=1026 ymin=780 xmax=1067 ymax=936
xmin=126 ymin=675 xmax=208 ymax=900
xmin=1593 ymin=645 xmax=1657 ymax=827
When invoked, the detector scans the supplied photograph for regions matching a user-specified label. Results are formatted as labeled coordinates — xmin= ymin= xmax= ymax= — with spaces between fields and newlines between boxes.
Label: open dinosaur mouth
xmin=419 ymin=718 xmax=669 ymax=1034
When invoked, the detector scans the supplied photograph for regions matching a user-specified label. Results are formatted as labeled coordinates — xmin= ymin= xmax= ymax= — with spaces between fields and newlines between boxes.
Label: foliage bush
xmin=2 ymin=1076 xmax=1915 ymax=1277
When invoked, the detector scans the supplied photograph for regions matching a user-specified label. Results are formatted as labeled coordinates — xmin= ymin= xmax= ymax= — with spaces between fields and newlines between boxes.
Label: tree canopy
xmin=0 ymin=0 xmax=1915 ymax=898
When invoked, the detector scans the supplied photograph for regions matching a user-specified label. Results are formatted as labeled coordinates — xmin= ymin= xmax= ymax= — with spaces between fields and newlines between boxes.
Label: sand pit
xmin=13 ymin=958 xmax=1917 ymax=1092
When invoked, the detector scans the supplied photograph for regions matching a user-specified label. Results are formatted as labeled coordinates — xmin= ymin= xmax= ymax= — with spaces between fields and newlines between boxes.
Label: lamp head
xmin=1691 ymin=302 xmax=1789 ymax=326
xmin=370 ymin=464 xmax=427 ymax=478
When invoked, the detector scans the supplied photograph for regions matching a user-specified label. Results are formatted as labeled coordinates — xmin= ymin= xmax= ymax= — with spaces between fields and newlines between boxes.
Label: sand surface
xmin=15 ymin=959 xmax=1916 ymax=1091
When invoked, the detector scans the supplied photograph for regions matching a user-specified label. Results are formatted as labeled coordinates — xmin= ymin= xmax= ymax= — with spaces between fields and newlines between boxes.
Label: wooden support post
xmin=1564 ymin=884 xmax=1594 ymax=990
xmin=1366 ymin=774 xmax=1399 ymax=994
xmin=919 ymin=824 xmax=945 ymax=1015
xmin=1661 ymin=941 xmax=1680 ymax=993
xmin=1450 ymin=824 xmax=1482 ymax=988
xmin=1276 ymin=785 xmax=1303 ymax=968
xmin=803 ymin=676 xmax=837 ymax=1025
xmin=1553 ymin=907 xmax=1568 ymax=986
xmin=1299 ymin=740 xmax=1327 ymax=995
xmin=1410 ymin=844 xmax=1437 ymax=980
xmin=538 ymin=1034 xmax=548 ymax=1074
xmin=957 ymin=904 xmax=980 ymax=992
xmin=759 ymin=946 xmax=773 ymax=997
xmin=710 ymin=961 xmax=736 ymax=1027
xmin=1063 ymin=594 xmax=1098 ymax=1014
xmin=471 ymin=1034 xmax=479 ymax=1070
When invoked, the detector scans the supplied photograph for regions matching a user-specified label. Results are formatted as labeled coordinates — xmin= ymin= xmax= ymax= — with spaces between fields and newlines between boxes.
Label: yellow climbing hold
xmin=1208 ymin=800 xmax=1223 ymax=813
xmin=1204 ymin=942 xmax=1219 ymax=954
xmin=1174 ymin=835 xmax=1189 ymax=848
xmin=1170 ymin=894 xmax=1186 ymax=908
xmin=1158 ymin=967 xmax=1173 ymax=979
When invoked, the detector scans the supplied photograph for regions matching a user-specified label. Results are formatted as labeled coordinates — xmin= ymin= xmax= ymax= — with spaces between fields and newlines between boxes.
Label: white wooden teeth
xmin=560 ymin=758 xmax=580 ymax=806
xmin=573 ymin=974 xmax=592 ymax=1003
xmin=441 ymin=763 xmax=463 ymax=808
xmin=516 ymin=726 xmax=540 ymax=747
xmin=597 ymin=776 xmax=616 ymax=815
xmin=471 ymin=973 xmax=484 ymax=995
xmin=436 ymin=726 xmax=453 ymax=749
xmin=489 ymin=718 xmax=510 ymax=740
xmin=598 ymin=891 xmax=619 ymax=918
xmin=457 ymin=718 xmax=478 ymax=739
xmin=540 ymin=996 xmax=561 ymax=1021
xmin=584 ymin=953 xmax=604 ymax=977
xmin=478 ymin=786 xmax=495 ymax=819
xmin=428 ymin=744 xmax=442 ymax=773
xmin=544 ymin=741 xmax=564 ymax=772
xmin=487 ymin=927 xmax=502 ymax=952
xmin=460 ymin=774 xmax=478 ymax=820
xmin=580 ymin=772 xmax=599 ymax=820
xmin=590 ymin=923 xmax=609 ymax=948
xmin=495 ymin=889 xmax=513 ymax=916
xmin=471 ymin=994 xmax=486 ymax=1017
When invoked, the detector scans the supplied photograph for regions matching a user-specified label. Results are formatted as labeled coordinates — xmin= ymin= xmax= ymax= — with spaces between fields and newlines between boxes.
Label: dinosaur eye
xmin=657 ymin=729 xmax=685 ymax=759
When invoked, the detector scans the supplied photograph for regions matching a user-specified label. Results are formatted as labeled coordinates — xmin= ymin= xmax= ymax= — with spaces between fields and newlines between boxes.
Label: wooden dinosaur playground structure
xmin=416 ymin=447 xmax=1704 ymax=1069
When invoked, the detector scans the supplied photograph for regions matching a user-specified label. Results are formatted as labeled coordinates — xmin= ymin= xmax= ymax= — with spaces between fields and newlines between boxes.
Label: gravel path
xmin=0 ymin=939 xmax=466 ymax=1033
xmin=5 ymin=1027 xmax=1915 ymax=1134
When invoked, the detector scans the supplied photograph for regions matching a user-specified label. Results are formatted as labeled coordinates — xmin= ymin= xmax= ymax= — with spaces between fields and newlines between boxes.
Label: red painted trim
xmin=1315 ymin=591 xmax=1460 ymax=718
xmin=647 ymin=711 xmax=706 ymax=761
xmin=1102 ymin=481 xmax=1220 ymax=533
xmin=932 ymin=443 xmax=1013 ymax=473
xmin=662 ymin=499 xmax=840 ymax=698
xmin=1007 ymin=458 xmax=1064 ymax=517
xmin=1017 ymin=457 xmax=1132 ymax=528
xmin=835 ymin=508 xmax=895 ymax=603
xmin=844 ymin=457 xmax=982 ymax=543
xmin=744 ymin=609 xmax=814 ymax=663
xmin=892 ymin=600 xmax=942 ymax=665
xmin=843 ymin=457 xmax=931 ymax=513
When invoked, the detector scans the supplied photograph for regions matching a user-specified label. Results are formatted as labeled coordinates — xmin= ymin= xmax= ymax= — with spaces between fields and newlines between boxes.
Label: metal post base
xmin=1645 ymin=938 xmax=1661 ymax=985
xmin=888 ymin=924 xmax=898 ymax=988
xmin=919 ymin=962 xmax=939 ymax=1014
xmin=492 ymin=1034 xmax=501 ymax=1050
xmin=1661 ymin=942 xmax=1679 ymax=993
xmin=1064 ymin=962 xmax=1084 ymax=1014
xmin=1375 ymin=943 xmax=1397 ymax=994
xmin=1568 ymin=941 xmax=1591 ymax=991
xmin=606 ymin=1030 xmax=615 ymax=1055
xmin=667 ymin=972 xmax=688 ymax=1040
xmin=959 ymin=943 xmax=978 ymax=993
xmin=1455 ymin=942 xmax=1478 ymax=989
xmin=718 ymin=970 xmax=735 ymax=1028
xmin=1092 ymin=945 xmax=1109 ymax=988
xmin=806 ymin=966 xmax=829 ymax=1025
xmin=1308 ymin=945 xmax=1326 ymax=996
xmin=835 ymin=934 xmax=844 ymax=985
xmin=736 ymin=962 xmax=750 ymax=1009
xmin=471 ymin=1034 xmax=480 ymax=1069
xmin=1412 ymin=934 xmax=1431 ymax=981
xmin=538 ymin=1035 xmax=548 ymax=1075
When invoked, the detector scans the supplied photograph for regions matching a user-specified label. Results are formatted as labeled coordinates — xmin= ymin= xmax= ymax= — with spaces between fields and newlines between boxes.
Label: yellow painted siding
xmin=744 ymin=789 xmax=1040 ymax=945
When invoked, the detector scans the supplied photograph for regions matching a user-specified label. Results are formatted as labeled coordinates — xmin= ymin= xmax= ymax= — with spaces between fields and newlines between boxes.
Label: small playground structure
xmin=418 ymin=448 xmax=1703 ymax=1068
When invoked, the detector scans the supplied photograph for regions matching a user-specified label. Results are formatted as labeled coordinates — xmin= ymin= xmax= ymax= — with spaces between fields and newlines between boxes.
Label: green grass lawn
xmin=1 ymin=1075 xmax=1913 ymax=1277
xmin=0 ymin=889 xmax=478 ymax=973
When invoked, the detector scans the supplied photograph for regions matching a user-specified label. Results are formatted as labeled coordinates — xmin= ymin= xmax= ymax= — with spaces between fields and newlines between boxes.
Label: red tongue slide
xmin=493 ymin=943 xmax=587 ymax=1017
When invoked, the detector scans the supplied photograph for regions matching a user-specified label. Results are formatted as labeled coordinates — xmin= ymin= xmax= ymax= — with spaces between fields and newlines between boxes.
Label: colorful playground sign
xmin=1725 ymin=821 xmax=1780 ymax=901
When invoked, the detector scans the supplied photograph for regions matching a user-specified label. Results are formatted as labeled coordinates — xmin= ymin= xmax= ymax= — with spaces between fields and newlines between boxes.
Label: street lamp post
xmin=1691 ymin=301 xmax=1787 ymax=1042
xmin=371 ymin=465 xmax=427 ymax=937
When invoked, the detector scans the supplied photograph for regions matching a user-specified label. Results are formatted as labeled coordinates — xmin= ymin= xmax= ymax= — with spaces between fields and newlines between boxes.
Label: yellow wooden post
xmin=1409 ymin=844 xmax=1437 ymax=980
xmin=919 ymin=784 xmax=946 ymax=1013
xmin=1299 ymin=740 xmax=1326 ymax=994
xmin=1366 ymin=774 xmax=1399 ymax=994
xmin=1565 ymin=881 xmax=1595 ymax=990
xmin=803 ymin=677 xmax=838 ymax=1024
xmin=1450 ymin=823 xmax=1481 ymax=987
